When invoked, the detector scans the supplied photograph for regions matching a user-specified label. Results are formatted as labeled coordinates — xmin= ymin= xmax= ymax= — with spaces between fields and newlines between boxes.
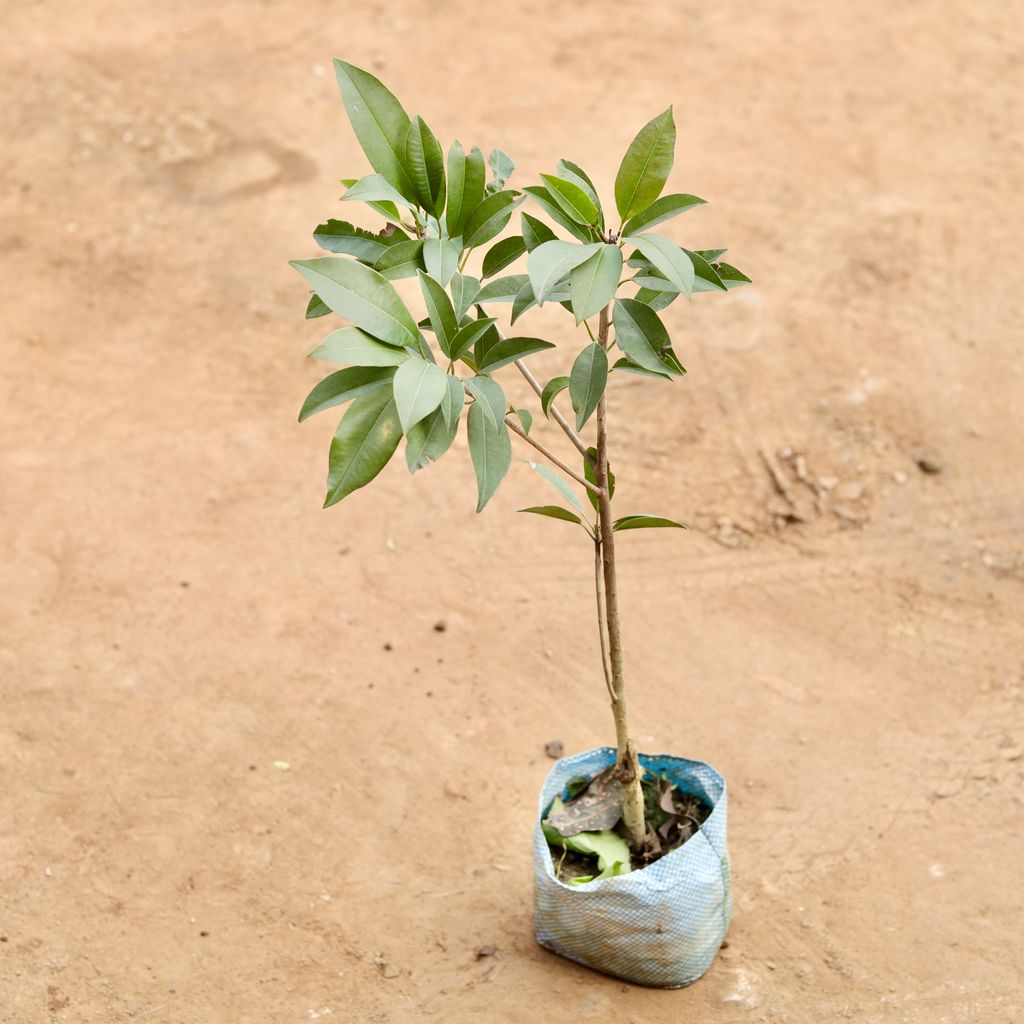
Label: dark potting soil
xmin=547 ymin=769 xmax=711 ymax=883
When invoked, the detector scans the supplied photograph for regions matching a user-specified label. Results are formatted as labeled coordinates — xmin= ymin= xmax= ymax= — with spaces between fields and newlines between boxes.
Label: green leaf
xmin=476 ymin=273 xmax=530 ymax=303
xmin=482 ymin=235 xmax=526 ymax=279
xmin=623 ymin=234 xmax=694 ymax=297
xmin=445 ymin=142 xmax=486 ymax=237
xmin=405 ymin=115 xmax=446 ymax=217
xmin=526 ymin=461 xmax=584 ymax=515
xmin=544 ymin=824 xmax=631 ymax=879
xmin=568 ymin=342 xmax=608 ymax=430
xmin=633 ymin=287 xmax=676 ymax=311
xmin=392 ymin=358 xmax=449 ymax=432
xmin=715 ymin=262 xmax=752 ymax=288
xmin=510 ymin=280 xmax=537 ymax=325
xmin=488 ymin=149 xmax=516 ymax=189
xmin=476 ymin=337 xmax=555 ymax=374
xmin=540 ymin=375 xmax=570 ymax=418
xmin=313 ymin=219 xmax=407 ymax=262
xmin=467 ymin=403 xmax=511 ymax=512
xmin=527 ymin=240 xmax=601 ymax=303
xmin=440 ymin=373 xmax=465 ymax=428
xmin=695 ymin=248 xmax=728 ymax=263
xmin=473 ymin=321 xmax=501 ymax=369
xmin=418 ymin=271 xmax=459 ymax=357
xmin=462 ymin=190 xmax=523 ymax=249
xmin=464 ymin=375 xmax=507 ymax=429
xmin=622 ymin=193 xmax=706 ymax=235
xmin=612 ymin=514 xmax=687 ymax=531
xmin=339 ymin=177 xmax=402 ymax=223
xmin=514 ymin=408 xmax=533 ymax=435
xmin=450 ymin=273 xmax=481 ymax=319
xmin=522 ymin=186 xmax=593 ymax=242
xmin=540 ymin=173 xmax=599 ymax=226
xmin=405 ymin=405 xmax=458 ymax=473
xmin=613 ymin=298 xmax=679 ymax=375
xmin=611 ymin=357 xmax=671 ymax=380
xmin=583 ymin=444 xmax=614 ymax=514
xmin=555 ymin=159 xmax=602 ymax=223
xmin=521 ymin=212 xmax=558 ymax=252
xmin=333 ymin=60 xmax=416 ymax=201
xmin=306 ymin=294 xmax=330 ymax=319
xmin=340 ymin=174 xmax=416 ymax=213
xmin=518 ymin=505 xmax=582 ymax=525
xmin=614 ymin=108 xmax=675 ymax=221
xmin=569 ymin=245 xmax=622 ymax=324
xmin=299 ymin=366 xmax=395 ymax=422
xmin=423 ymin=237 xmax=461 ymax=287
xmin=291 ymin=257 xmax=419 ymax=348
xmin=448 ymin=316 xmax=498 ymax=362
xmin=372 ymin=239 xmax=425 ymax=281
xmin=310 ymin=327 xmax=412 ymax=366
xmin=324 ymin=387 xmax=403 ymax=507
xmin=683 ymin=248 xmax=726 ymax=292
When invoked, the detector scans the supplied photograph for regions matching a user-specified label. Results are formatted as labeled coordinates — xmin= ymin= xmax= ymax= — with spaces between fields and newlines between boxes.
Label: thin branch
xmin=512 ymin=359 xmax=592 ymax=460
xmin=593 ymin=538 xmax=616 ymax=702
xmin=504 ymin=415 xmax=602 ymax=496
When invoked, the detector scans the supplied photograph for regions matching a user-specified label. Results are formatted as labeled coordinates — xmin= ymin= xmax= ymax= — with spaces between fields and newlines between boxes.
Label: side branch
xmin=513 ymin=359 xmax=591 ymax=461
xmin=504 ymin=415 xmax=602 ymax=497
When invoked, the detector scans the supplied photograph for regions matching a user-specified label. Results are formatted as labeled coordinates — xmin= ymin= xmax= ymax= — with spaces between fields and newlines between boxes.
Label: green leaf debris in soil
xmin=544 ymin=770 xmax=711 ymax=882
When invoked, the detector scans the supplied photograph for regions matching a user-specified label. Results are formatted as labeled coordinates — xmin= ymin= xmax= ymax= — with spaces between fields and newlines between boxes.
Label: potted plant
xmin=292 ymin=60 xmax=750 ymax=988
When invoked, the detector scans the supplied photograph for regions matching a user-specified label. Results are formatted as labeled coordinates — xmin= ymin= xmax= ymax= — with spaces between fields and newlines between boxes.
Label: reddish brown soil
xmin=2 ymin=2 xmax=1023 ymax=1021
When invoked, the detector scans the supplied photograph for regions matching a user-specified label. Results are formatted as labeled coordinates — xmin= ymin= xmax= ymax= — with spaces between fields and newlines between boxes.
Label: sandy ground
xmin=2 ymin=1 xmax=1023 ymax=1021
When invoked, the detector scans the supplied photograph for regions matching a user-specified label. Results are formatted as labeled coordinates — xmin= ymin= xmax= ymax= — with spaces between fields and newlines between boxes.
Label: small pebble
xmin=917 ymin=458 xmax=942 ymax=475
xmin=433 ymin=620 xmax=447 ymax=633
xmin=474 ymin=944 xmax=496 ymax=959
xmin=544 ymin=740 xmax=565 ymax=759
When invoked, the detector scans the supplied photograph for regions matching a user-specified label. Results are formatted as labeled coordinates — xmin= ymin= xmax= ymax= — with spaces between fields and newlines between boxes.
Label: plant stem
xmin=512 ymin=359 xmax=592 ymax=460
xmin=594 ymin=306 xmax=646 ymax=851
xmin=504 ymin=415 xmax=601 ymax=497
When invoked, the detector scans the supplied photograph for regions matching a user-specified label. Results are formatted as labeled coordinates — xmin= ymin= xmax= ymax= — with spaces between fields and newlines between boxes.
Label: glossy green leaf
xmin=514 ymin=408 xmax=533 ymax=435
xmin=583 ymin=444 xmax=614 ymax=513
xmin=324 ymin=387 xmax=403 ymax=507
xmin=518 ymin=505 xmax=582 ymax=525
xmin=543 ymin=819 xmax=631 ymax=879
xmin=614 ymin=108 xmax=675 ymax=220
xmin=299 ymin=366 xmax=395 ymax=422
xmin=612 ymin=514 xmax=687 ymax=531
xmin=405 ymin=405 xmax=458 ymax=473
xmin=510 ymin=280 xmax=537 ymax=324
xmin=440 ymin=373 xmax=465 ymax=428
xmin=371 ymin=239 xmax=425 ymax=280
xmin=392 ymin=358 xmax=448 ymax=432
xmin=476 ymin=273 xmax=530 ymax=303
xmin=464 ymin=375 xmax=507 ymax=429
xmin=570 ymin=245 xmax=622 ymax=324
xmin=405 ymin=115 xmax=446 ymax=216
xmin=467 ymin=402 xmax=511 ymax=512
xmin=291 ymin=257 xmax=419 ymax=348
xmin=540 ymin=173 xmax=599 ymax=226
xmin=521 ymin=212 xmax=558 ymax=252
xmin=310 ymin=327 xmax=412 ymax=366
xmin=340 ymin=174 xmax=416 ymax=212
xmin=522 ymin=186 xmax=593 ymax=242
xmin=482 ymin=235 xmax=526 ymax=278
xmin=472 ymin=321 xmax=501 ymax=369
xmin=333 ymin=60 xmax=416 ymax=201
xmin=621 ymin=193 xmax=705 ymax=235
xmin=313 ymin=219 xmax=407 ymax=262
xmin=623 ymin=233 xmax=693 ymax=297
xmin=339 ymin=177 xmax=402 ymax=223
xmin=695 ymin=248 xmax=728 ymax=263
xmin=418 ymin=271 xmax=459 ymax=357
xmin=683 ymin=248 xmax=726 ymax=291
xmin=527 ymin=240 xmax=601 ymax=303
xmin=633 ymin=286 xmax=677 ymax=311
xmin=448 ymin=316 xmax=498 ymax=362
xmin=450 ymin=273 xmax=481 ymax=319
xmin=715 ymin=262 xmax=752 ymax=288
xmin=569 ymin=342 xmax=607 ymax=430
xmin=540 ymin=375 xmax=570 ymax=418
xmin=423 ymin=237 xmax=461 ymax=287
xmin=611 ymin=357 xmax=671 ymax=380
xmin=306 ymin=294 xmax=330 ymax=319
xmin=462 ymin=190 xmax=523 ymax=249
xmin=526 ymin=461 xmax=585 ymax=514
xmin=445 ymin=142 xmax=486 ymax=237
xmin=476 ymin=336 xmax=556 ymax=374
xmin=556 ymin=159 xmax=602 ymax=222
xmin=613 ymin=298 xmax=678 ymax=375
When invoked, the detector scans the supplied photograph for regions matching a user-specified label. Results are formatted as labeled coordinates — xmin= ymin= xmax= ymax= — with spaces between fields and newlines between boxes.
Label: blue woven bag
xmin=533 ymin=746 xmax=732 ymax=988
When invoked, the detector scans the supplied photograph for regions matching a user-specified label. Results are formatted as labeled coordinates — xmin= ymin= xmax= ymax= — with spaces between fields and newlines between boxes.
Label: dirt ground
xmin=2 ymin=1 xmax=1023 ymax=1021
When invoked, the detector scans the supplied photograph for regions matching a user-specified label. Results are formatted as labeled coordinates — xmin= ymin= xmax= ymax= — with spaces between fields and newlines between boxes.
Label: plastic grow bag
xmin=533 ymin=746 xmax=732 ymax=988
